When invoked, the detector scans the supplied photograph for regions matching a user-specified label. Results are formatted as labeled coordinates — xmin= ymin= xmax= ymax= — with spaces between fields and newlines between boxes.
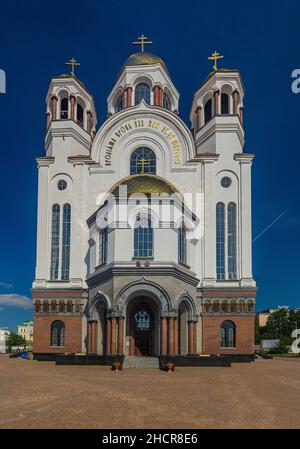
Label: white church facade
xmin=32 ymin=40 xmax=256 ymax=360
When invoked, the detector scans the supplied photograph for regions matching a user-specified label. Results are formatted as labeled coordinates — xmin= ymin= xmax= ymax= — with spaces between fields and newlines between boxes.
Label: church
xmin=32 ymin=36 xmax=256 ymax=364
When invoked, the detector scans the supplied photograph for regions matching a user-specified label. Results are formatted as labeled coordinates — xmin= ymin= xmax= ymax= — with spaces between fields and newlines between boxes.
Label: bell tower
xmin=190 ymin=53 xmax=244 ymax=157
xmin=45 ymin=59 xmax=97 ymax=158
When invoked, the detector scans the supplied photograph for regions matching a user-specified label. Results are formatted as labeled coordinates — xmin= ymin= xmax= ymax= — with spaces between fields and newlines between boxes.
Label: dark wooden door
xmin=135 ymin=330 xmax=151 ymax=356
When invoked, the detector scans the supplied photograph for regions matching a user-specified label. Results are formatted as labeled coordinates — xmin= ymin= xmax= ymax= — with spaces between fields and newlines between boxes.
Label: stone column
xmin=239 ymin=107 xmax=244 ymax=126
xmin=174 ymin=318 xmax=179 ymax=356
xmin=168 ymin=318 xmax=174 ymax=356
xmin=111 ymin=317 xmax=117 ymax=355
xmin=213 ymin=89 xmax=220 ymax=116
xmin=106 ymin=317 xmax=111 ymax=355
xmin=88 ymin=321 xmax=92 ymax=354
xmin=87 ymin=111 xmax=93 ymax=134
xmin=118 ymin=317 xmax=124 ymax=355
xmin=70 ymin=95 xmax=76 ymax=120
xmin=125 ymin=86 xmax=132 ymax=108
xmin=232 ymin=90 xmax=239 ymax=115
xmin=188 ymin=321 xmax=194 ymax=355
xmin=153 ymin=85 xmax=163 ymax=106
xmin=92 ymin=321 xmax=97 ymax=354
xmin=51 ymin=95 xmax=58 ymax=120
xmin=46 ymin=112 xmax=51 ymax=129
xmin=193 ymin=321 xmax=197 ymax=354
xmin=161 ymin=317 xmax=167 ymax=356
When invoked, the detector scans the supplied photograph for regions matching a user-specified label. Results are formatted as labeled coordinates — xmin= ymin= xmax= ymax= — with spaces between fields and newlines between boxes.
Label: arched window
xmin=204 ymin=98 xmax=212 ymax=124
xmin=134 ymin=215 xmax=153 ymax=258
xmin=99 ymin=226 xmax=108 ymax=264
xmin=43 ymin=301 xmax=49 ymax=313
xmin=216 ymin=202 xmax=225 ymax=280
xmin=163 ymin=93 xmax=171 ymax=110
xmin=221 ymin=93 xmax=229 ymax=114
xmin=178 ymin=225 xmax=187 ymax=264
xmin=51 ymin=301 xmax=57 ymax=313
xmin=130 ymin=147 xmax=156 ymax=175
xmin=35 ymin=301 xmax=41 ymax=313
xmin=135 ymin=83 xmax=151 ymax=105
xmin=116 ymin=95 xmax=123 ymax=112
xmin=77 ymin=103 xmax=84 ymax=127
xmin=135 ymin=309 xmax=151 ymax=330
xmin=61 ymin=204 xmax=71 ymax=280
xmin=51 ymin=320 xmax=65 ymax=347
xmin=220 ymin=320 xmax=236 ymax=348
xmin=60 ymin=97 xmax=69 ymax=119
xmin=228 ymin=202 xmax=237 ymax=279
xmin=50 ymin=204 xmax=60 ymax=280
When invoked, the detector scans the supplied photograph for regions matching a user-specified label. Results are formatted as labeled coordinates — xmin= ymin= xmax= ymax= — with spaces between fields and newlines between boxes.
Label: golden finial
xmin=132 ymin=34 xmax=153 ymax=53
xmin=208 ymin=51 xmax=224 ymax=71
xmin=65 ymin=57 xmax=80 ymax=75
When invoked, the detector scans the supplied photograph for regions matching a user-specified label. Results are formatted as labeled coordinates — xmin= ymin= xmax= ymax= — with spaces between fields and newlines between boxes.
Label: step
xmin=124 ymin=356 xmax=159 ymax=368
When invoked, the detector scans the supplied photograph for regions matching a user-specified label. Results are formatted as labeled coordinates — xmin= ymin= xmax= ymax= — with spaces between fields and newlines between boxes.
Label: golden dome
xmin=110 ymin=174 xmax=180 ymax=198
xmin=122 ymin=52 xmax=168 ymax=73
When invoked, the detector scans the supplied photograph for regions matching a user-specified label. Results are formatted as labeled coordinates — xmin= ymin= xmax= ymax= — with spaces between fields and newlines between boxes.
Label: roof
xmin=109 ymin=174 xmax=180 ymax=198
xmin=121 ymin=52 xmax=169 ymax=74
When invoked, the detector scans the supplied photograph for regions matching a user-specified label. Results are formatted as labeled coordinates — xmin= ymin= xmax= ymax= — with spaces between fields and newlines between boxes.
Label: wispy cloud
xmin=0 ymin=294 xmax=32 ymax=309
xmin=0 ymin=282 xmax=13 ymax=289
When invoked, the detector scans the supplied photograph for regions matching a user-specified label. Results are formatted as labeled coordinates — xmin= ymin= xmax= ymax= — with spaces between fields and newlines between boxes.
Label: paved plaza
xmin=0 ymin=355 xmax=299 ymax=429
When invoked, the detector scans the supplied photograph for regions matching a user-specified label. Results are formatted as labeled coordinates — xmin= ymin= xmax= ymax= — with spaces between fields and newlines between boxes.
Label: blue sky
xmin=0 ymin=0 xmax=299 ymax=330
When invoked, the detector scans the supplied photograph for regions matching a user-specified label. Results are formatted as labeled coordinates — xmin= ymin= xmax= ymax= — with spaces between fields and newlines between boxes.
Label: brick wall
xmin=33 ymin=316 xmax=82 ymax=354
xmin=202 ymin=315 xmax=254 ymax=355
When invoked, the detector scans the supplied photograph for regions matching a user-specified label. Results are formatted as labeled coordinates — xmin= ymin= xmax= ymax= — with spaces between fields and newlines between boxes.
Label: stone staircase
xmin=124 ymin=356 xmax=159 ymax=369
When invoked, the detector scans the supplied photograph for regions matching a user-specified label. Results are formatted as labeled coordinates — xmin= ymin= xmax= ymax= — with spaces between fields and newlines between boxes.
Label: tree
xmin=6 ymin=332 xmax=26 ymax=350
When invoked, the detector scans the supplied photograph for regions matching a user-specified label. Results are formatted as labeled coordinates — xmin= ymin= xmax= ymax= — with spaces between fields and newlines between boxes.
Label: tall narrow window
xmin=134 ymin=215 xmax=153 ymax=258
xmin=61 ymin=204 xmax=71 ymax=280
xmin=220 ymin=320 xmax=236 ymax=348
xmin=116 ymin=95 xmax=123 ymax=112
xmin=221 ymin=93 xmax=229 ymax=114
xmin=135 ymin=83 xmax=151 ymax=105
xmin=77 ymin=103 xmax=84 ymax=127
xmin=51 ymin=320 xmax=65 ymax=347
xmin=178 ymin=225 xmax=187 ymax=264
xmin=163 ymin=93 xmax=171 ymax=110
xmin=60 ymin=98 xmax=68 ymax=119
xmin=228 ymin=202 xmax=237 ymax=279
xmin=130 ymin=147 xmax=156 ymax=175
xmin=99 ymin=226 xmax=108 ymax=264
xmin=216 ymin=202 xmax=225 ymax=280
xmin=204 ymin=98 xmax=212 ymax=124
xmin=50 ymin=204 xmax=60 ymax=280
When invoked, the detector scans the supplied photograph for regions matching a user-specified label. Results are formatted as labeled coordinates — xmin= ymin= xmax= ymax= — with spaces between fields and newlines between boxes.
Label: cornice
xmin=36 ymin=156 xmax=55 ymax=167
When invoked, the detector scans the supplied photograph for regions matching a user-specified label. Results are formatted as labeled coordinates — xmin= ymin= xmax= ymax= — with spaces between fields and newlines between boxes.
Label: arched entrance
xmin=127 ymin=297 xmax=159 ymax=356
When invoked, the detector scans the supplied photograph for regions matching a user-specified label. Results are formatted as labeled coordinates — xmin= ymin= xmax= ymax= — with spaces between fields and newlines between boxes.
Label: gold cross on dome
xmin=208 ymin=51 xmax=224 ymax=71
xmin=65 ymin=57 xmax=80 ymax=75
xmin=137 ymin=158 xmax=150 ymax=173
xmin=132 ymin=34 xmax=153 ymax=53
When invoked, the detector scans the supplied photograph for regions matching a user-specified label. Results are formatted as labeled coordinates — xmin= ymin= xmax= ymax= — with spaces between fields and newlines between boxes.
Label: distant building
xmin=17 ymin=320 xmax=34 ymax=345
xmin=0 ymin=327 xmax=11 ymax=353
xmin=257 ymin=306 xmax=295 ymax=327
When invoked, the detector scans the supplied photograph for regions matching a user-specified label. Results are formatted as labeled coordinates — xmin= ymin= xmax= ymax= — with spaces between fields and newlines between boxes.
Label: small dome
xmin=110 ymin=174 xmax=180 ymax=198
xmin=122 ymin=52 xmax=169 ymax=74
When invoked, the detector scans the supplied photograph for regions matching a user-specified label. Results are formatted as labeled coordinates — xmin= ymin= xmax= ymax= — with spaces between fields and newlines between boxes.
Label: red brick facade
xmin=202 ymin=315 xmax=255 ymax=355
xmin=33 ymin=315 xmax=82 ymax=354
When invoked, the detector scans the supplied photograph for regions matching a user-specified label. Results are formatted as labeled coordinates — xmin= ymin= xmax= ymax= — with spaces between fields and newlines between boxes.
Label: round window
xmin=221 ymin=177 xmax=232 ymax=188
xmin=57 ymin=180 xmax=67 ymax=191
